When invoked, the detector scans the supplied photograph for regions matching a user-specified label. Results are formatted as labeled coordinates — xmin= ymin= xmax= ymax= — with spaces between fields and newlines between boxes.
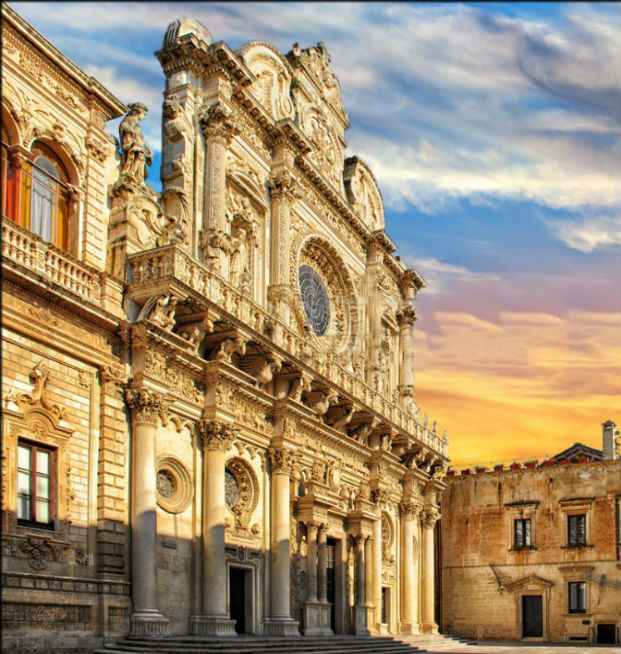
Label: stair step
xmin=95 ymin=635 xmax=423 ymax=654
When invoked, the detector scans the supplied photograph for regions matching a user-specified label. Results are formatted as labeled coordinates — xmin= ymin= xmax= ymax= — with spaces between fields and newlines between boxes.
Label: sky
xmin=10 ymin=1 xmax=620 ymax=467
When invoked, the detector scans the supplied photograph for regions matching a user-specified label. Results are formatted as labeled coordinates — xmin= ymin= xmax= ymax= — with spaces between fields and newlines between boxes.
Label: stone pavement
xmin=398 ymin=633 xmax=620 ymax=654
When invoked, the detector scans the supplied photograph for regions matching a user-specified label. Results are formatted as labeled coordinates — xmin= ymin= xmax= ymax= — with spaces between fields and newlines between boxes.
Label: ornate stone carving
xmin=396 ymin=305 xmax=417 ymax=326
xmin=196 ymin=420 xmax=234 ymax=451
xmin=400 ymin=500 xmax=421 ymax=520
xmin=118 ymin=102 xmax=153 ymax=188
xmin=2 ymin=535 xmax=70 ymax=570
xmin=3 ymin=361 xmax=66 ymax=420
xmin=124 ymin=389 xmax=167 ymax=425
xmin=225 ymin=457 xmax=259 ymax=532
xmin=155 ymin=456 xmax=193 ymax=514
xmin=199 ymin=101 xmax=241 ymax=143
xmin=268 ymin=446 xmax=295 ymax=474
xmin=421 ymin=509 xmax=440 ymax=529
xmin=137 ymin=294 xmax=178 ymax=331
xmin=268 ymin=170 xmax=297 ymax=201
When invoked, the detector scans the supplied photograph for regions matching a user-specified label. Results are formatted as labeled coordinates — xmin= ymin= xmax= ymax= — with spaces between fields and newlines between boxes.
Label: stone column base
xmin=263 ymin=617 xmax=300 ymax=636
xmin=128 ymin=610 xmax=170 ymax=638
xmin=187 ymin=615 xmax=237 ymax=637
xmin=354 ymin=606 xmax=370 ymax=636
xmin=303 ymin=601 xmax=333 ymax=636
xmin=399 ymin=622 xmax=421 ymax=635
xmin=421 ymin=621 xmax=439 ymax=634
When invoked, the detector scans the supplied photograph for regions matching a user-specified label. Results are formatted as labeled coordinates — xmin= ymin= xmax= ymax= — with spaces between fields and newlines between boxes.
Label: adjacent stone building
xmin=1 ymin=6 xmax=449 ymax=651
xmin=441 ymin=423 xmax=621 ymax=644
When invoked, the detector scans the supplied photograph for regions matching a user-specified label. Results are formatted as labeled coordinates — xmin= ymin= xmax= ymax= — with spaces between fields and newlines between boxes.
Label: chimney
xmin=602 ymin=420 xmax=618 ymax=460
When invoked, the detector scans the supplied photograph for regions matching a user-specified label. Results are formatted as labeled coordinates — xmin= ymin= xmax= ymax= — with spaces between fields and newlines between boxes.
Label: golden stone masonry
xmin=1 ymin=7 xmax=449 ymax=651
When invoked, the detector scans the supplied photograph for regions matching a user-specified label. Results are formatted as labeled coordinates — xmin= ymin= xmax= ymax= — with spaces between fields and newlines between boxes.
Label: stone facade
xmin=1 ymin=7 xmax=449 ymax=651
xmin=441 ymin=456 xmax=621 ymax=644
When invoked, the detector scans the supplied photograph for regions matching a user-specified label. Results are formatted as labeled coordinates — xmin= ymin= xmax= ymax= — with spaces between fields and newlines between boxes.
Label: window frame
xmin=560 ymin=498 xmax=593 ymax=549
xmin=567 ymin=514 xmax=586 ymax=547
xmin=514 ymin=518 xmax=532 ymax=549
xmin=16 ymin=438 xmax=57 ymax=530
xmin=568 ymin=581 xmax=586 ymax=614
xmin=505 ymin=500 xmax=539 ymax=551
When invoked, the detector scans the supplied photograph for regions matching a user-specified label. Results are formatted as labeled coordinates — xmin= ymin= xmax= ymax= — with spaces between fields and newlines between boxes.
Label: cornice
xmin=1 ymin=4 xmax=126 ymax=119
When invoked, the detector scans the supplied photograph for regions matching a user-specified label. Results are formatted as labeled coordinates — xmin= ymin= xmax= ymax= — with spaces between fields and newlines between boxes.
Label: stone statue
xmin=119 ymin=102 xmax=152 ymax=186
xmin=229 ymin=224 xmax=248 ymax=288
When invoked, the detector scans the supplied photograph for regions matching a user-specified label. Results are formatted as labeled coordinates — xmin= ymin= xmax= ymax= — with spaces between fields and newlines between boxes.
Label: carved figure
xmin=119 ymin=102 xmax=152 ymax=185
xmin=229 ymin=224 xmax=248 ymax=288
xmin=149 ymin=294 xmax=177 ymax=330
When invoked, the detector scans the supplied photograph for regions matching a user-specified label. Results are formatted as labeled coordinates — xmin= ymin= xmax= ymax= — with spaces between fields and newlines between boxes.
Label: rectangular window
xmin=17 ymin=440 xmax=55 ymax=528
xmin=568 ymin=581 xmax=586 ymax=613
xmin=515 ymin=518 xmax=531 ymax=548
xmin=568 ymin=514 xmax=586 ymax=546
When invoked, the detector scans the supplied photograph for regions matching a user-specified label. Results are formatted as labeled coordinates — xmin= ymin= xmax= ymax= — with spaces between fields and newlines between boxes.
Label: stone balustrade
xmin=127 ymin=244 xmax=448 ymax=458
xmin=2 ymin=216 xmax=102 ymax=303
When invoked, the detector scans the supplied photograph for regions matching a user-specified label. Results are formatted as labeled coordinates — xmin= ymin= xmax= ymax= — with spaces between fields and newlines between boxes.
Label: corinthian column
xmin=199 ymin=101 xmax=239 ymax=274
xmin=125 ymin=389 xmax=170 ymax=637
xmin=268 ymin=165 xmax=296 ymax=324
xmin=421 ymin=508 xmax=439 ymax=634
xmin=265 ymin=446 xmax=300 ymax=636
xmin=399 ymin=500 xmax=420 ymax=634
xmin=372 ymin=516 xmax=382 ymax=631
xmin=192 ymin=420 xmax=236 ymax=636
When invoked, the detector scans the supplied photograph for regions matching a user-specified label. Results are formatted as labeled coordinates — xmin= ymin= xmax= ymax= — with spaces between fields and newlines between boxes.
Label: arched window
xmin=1 ymin=140 xmax=70 ymax=251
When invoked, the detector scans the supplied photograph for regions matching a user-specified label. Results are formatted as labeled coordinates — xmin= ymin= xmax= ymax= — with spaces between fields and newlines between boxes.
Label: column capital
xmin=196 ymin=419 xmax=234 ymax=451
xmin=268 ymin=169 xmax=298 ymax=201
xmin=399 ymin=500 xmax=422 ymax=520
xmin=125 ymin=388 xmax=166 ymax=425
xmin=199 ymin=100 xmax=240 ymax=144
xmin=268 ymin=446 xmax=295 ymax=474
xmin=421 ymin=508 xmax=440 ymax=528
xmin=396 ymin=305 xmax=417 ymax=326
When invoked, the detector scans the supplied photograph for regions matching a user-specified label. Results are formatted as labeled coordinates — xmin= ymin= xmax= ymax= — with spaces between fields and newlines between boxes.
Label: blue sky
xmin=10 ymin=1 xmax=620 ymax=464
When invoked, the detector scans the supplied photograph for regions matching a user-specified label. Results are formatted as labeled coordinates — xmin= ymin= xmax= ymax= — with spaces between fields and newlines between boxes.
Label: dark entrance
xmin=597 ymin=624 xmax=616 ymax=644
xmin=522 ymin=595 xmax=543 ymax=638
xmin=229 ymin=567 xmax=246 ymax=634
xmin=326 ymin=538 xmax=336 ymax=632
xmin=381 ymin=587 xmax=388 ymax=624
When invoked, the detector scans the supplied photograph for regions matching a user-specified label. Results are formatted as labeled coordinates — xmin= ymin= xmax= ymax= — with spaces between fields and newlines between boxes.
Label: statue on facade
xmin=119 ymin=102 xmax=152 ymax=186
xmin=229 ymin=224 xmax=248 ymax=289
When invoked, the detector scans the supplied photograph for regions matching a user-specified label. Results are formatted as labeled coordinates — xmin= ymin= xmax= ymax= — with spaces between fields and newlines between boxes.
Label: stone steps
xmin=96 ymin=635 xmax=424 ymax=654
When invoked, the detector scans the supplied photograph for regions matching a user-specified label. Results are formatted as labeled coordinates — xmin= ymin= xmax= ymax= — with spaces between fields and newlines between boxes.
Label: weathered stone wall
xmin=441 ymin=461 xmax=621 ymax=642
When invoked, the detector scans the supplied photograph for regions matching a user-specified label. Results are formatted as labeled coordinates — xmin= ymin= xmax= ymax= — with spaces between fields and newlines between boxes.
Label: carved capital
xmin=397 ymin=305 xmax=417 ymax=326
xmin=199 ymin=101 xmax=241 ymax=144
xmin=268 ymin=446 xmax=295 ymax=474
xmin=125 ymin=388 xmax=166 ymax=425
xmin=99 ymin=365 xmax=126 ymax=396
xmin=268 ymin=170 xmax=297 ymax=201
xmin=421 ymin=508 xmax=440 ymax=529
xmin=196 ymin=420 xmax=234 ymax=451
xmin=399 ymin=500 xmax=422 ymax=520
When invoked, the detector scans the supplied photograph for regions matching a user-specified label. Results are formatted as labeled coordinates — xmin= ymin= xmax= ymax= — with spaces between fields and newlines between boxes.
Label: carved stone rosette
xmin=196 ymin=420 xmax=234 ymax=451
xmin=268 ymin=446 xmax=295 ymax=475
xmin=125 ymin=388 xmax=167 ymax=426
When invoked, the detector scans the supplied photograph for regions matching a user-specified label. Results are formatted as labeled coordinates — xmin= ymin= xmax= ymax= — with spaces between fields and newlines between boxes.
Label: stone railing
xmin=2 ymin=216 xmax=102 ymax=303
xmin=128 ymin=245 xmax=448 ymax=458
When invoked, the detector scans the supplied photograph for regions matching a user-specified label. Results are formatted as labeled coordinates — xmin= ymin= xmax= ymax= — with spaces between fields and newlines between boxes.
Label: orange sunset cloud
xmin=412 ymin=308 xmax=620 ymax=468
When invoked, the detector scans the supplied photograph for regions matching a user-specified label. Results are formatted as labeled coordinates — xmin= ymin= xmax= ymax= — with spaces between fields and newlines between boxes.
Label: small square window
xmin=568 ymin=514 xmax=586 ymax=546
xmin=568 ymin=581 xmax=586 ymax=613
xmin=17 ymin=440 xmax=56 ymax=529
xmin=514 ymin=518 xmax=531 ymax=548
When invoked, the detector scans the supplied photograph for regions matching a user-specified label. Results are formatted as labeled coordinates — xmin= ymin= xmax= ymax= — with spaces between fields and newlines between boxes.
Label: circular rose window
xmin=298 ymin=264 xmax=330 ymax=336
xmin=155 ymin=456 xmax=193 ymax=514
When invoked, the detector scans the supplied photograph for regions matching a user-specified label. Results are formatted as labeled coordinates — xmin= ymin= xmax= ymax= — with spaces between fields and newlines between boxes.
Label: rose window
xmin=298 ymin=264 xmax=330 ymax=336
xmin=225 ymin=468 xmax=241 ymax=509
xmin=155 ymin=457 xmax=193 ymax=514
xmin=157 ymin=469 xmax=177 ymax=498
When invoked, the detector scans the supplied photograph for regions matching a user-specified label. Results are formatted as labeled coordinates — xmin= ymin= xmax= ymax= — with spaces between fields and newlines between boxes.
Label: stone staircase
xmin=96 ymin=635 xmax=426 ymax=654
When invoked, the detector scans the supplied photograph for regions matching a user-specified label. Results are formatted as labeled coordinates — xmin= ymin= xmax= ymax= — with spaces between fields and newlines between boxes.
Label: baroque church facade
xmin=1 ymin=7 xmax=449 ymax=651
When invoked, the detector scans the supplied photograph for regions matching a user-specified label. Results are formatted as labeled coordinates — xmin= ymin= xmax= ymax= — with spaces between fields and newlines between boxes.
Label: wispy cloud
xmin=546 ymin=213 xmax=621 ymax=253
